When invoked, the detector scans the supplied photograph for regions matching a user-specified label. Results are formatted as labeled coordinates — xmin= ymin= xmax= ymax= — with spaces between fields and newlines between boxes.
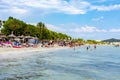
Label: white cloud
xmin=43 ymin=23 xmax=120 ymax=39
xmin=91 ymin=4 xmax=120 ymax=11
xmin=0 ymin=0 xmax=28 ymax=15
xmin=22 ymin=0 xmax=89 ymax=14
xmin=10 ymin=7 xmax=27 ymax=14
xmin=109 ymin=29 xmax=120 ymax=32
xmin=0 ymin=0 xmax=120 ymax=21
xmin=22 ymin=0 xmax=60 ymax=8
xmin=70 ymin=25 xmax=107 ymax=33
xmin=0 ymin=0 xmax=120 ymax=15
xmin=46 ymin=23 xmax=120 ymax=34
xmin=46 ymin=24 xmax=66 ymax=32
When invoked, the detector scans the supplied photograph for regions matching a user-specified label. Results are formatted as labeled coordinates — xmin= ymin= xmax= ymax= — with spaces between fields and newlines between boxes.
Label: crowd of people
xmin=0 ymin=37 xmax=80 ymax=48
xmin=0 ymin=37 xmax=39 ymax=48
xmin=0 ymin=36 xmax=98 ymax=49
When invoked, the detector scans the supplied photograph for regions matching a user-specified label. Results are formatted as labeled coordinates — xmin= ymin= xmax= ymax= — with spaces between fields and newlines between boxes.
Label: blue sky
xmin=0 ymin=0 xmax=120 ymax=40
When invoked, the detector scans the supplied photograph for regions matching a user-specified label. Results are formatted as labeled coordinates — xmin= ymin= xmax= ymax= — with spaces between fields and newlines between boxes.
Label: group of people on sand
xmin=0 ymin=37 xmax=76 ymax=48
xmin=0 ymin=36 xmax=98 ymax=49
xmin=0 ymin=38 xmax=39 ymax=48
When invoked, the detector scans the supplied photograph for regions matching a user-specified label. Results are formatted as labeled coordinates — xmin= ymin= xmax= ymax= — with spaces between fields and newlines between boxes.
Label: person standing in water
xmin=86 ymin=45 xmax=90 ymax=50
xmin=86 ymin=46 xmax=89 ymax=50
xmin=94 ymin=44 xmax=96 ymax=49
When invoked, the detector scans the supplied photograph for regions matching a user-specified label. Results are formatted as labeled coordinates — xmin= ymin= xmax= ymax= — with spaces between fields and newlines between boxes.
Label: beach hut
xmin=7 ymin=32 xmax=16 ymax=41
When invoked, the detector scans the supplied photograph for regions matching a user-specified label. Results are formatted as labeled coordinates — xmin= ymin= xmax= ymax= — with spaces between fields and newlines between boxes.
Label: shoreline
xmin=0 ymin=46 xmax=69 ymax=53
xmin=0 ymin=46 xmax=70 ymax=60
xmin=0 ymin=44 xmax=115 ymax=54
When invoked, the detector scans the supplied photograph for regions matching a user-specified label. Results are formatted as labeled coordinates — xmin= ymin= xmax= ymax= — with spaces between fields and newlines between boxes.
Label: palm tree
xmin=37 ymin=22 xmax=47 ymax=39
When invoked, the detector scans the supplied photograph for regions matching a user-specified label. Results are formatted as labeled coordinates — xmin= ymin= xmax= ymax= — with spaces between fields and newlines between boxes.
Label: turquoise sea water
xmin=0 ymin=45 xmax=120 ymax=80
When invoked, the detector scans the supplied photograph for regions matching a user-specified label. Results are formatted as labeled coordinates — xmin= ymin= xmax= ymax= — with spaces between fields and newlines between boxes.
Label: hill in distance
xmin=102 ymin=38 xmax=120 ymax=42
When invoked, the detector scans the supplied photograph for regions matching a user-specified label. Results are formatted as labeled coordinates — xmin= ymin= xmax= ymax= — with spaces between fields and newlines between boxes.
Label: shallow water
xmin=0 ymin=45 xmax=120 ymax=80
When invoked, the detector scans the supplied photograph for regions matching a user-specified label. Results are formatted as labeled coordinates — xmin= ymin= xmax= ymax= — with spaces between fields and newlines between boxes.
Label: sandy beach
xmin=0 ymin=47 xmax=68 ymax=53
xmin=0 ymin=46 xmax=69 ymax=60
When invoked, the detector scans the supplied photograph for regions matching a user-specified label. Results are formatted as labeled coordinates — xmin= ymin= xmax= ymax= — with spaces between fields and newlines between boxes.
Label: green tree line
xmin=1 ymin=16 xmax=72 ymax=40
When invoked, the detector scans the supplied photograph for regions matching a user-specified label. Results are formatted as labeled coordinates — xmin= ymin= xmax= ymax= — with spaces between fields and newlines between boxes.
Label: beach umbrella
xmin=7 ymin=33 xmax=16 ymax=41
xmin=8 ymin=33 xmax=16 ymax=38
xmin=24 ymin=35 xmax=31 ymax=38
xmin=14 ymin=38 xmax=20 ymax=41
xmin=8 ymin=31 xmax=16 ymax=38
xmin=18 ymin=35 xmax=24 ymax=38
xmin=0 ymin=35 xmax=6 ymax=38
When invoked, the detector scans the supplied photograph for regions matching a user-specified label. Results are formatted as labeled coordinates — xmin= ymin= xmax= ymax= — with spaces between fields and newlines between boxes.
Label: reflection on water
xmin=0 ymin=45 xmax=120 ymax=80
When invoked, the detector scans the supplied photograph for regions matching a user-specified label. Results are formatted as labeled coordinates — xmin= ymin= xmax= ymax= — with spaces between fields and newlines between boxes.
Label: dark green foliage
xmin=2 ymin=17 xmax=27 ymax=36
xmin=86 ymin=40 xmax=97 ymax=44
xmin=1 ymin=17 xmax=72 ymax=40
